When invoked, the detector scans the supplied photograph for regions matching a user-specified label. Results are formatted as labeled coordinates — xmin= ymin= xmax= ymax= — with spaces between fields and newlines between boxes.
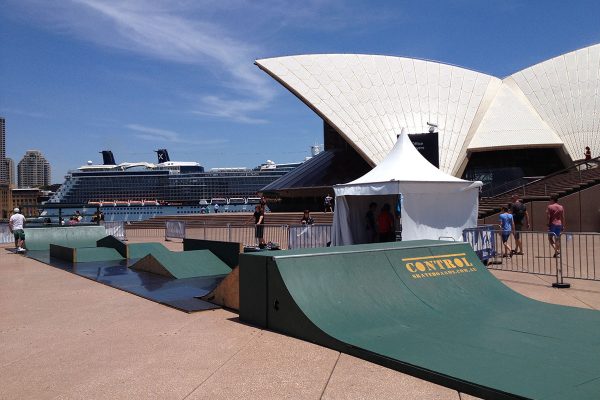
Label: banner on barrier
xmin=0 ymin=225 xmax=13 ymax=244
xmin=462 ymin=225 xmax=496 ymax=263
xmin=166 ymin=220 xmax=186 ymax=239
xmin=104 ymin=221 xmax=126 ymax=240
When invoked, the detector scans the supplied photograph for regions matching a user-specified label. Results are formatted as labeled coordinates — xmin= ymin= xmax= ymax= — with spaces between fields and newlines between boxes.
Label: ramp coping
xmin=269 ymin=241 xmax=464 ymax=260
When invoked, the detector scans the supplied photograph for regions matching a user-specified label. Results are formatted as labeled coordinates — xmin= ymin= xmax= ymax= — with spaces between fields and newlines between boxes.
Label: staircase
xmin=478 ymin=160 xmax=600 ymax=219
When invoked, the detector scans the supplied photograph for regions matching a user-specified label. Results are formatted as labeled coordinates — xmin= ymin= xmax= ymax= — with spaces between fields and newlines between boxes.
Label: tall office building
xmin=0 ymin=117 xmax=6 ymax=184
xmin=6 ymin=157 xmax=15 ymax=185
xmin=18 ymin=150 xmax=51 ymax=188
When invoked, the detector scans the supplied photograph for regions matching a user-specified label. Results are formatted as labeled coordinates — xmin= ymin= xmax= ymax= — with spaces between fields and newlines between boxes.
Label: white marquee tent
xmin=331 ymin=132 xmax=482 ymax=245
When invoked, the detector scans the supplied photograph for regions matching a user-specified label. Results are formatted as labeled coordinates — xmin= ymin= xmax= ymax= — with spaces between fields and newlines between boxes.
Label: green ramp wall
xmin=131 ymin=250 xmax=231 ymax=279
xmin=25 ymin=226 xmax=108 ymax=251
xmin=239 ymin=241 xmax=600 ymax=400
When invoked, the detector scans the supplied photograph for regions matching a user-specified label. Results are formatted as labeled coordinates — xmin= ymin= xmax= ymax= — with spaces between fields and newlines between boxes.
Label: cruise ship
xmin=46 ymin=150 xmax=302 ymax=222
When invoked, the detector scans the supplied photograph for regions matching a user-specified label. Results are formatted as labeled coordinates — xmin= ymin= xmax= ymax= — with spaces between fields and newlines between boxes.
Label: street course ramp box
xmin=239 ymin=240 xmax=600 ymax=399
xmin=25 ymin=226 xmax=108 ymax=251
xmin=184 ymin=239 xmax=244 ymax=310
xmin=49 ymin=243 xmax=124 ymax=263
xmin=131 ymin=249 xmax=231 ymax=279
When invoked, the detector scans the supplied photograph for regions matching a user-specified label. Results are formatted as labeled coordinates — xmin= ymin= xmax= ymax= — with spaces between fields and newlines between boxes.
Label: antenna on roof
xmin=427 ymin=122 xmax=438 ymax=133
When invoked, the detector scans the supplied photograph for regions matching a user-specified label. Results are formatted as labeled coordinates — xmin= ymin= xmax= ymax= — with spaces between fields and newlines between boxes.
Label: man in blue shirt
xmin=499 ymin=207 xmax=515 ymax=258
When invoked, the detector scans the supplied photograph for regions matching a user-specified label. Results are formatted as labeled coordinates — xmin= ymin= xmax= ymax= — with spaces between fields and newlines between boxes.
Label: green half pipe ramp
xmin=239 ymin=241 xmax=600 ymax=399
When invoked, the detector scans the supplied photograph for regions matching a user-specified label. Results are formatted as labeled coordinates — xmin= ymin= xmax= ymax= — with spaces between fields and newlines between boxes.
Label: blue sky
xmin=1 ymin=0 xmax=599 ymax=184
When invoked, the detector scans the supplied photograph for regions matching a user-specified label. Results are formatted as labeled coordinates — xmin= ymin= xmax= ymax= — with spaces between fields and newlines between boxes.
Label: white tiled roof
xmin=257 ymin=45 xmax=600 ymax=176
xmin=510 ymin=44 xmax=600 ymax=161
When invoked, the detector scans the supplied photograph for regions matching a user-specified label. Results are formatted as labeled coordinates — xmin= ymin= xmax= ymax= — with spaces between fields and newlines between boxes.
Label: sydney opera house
xmin=257 ymin=43 xmax=600 ymax=209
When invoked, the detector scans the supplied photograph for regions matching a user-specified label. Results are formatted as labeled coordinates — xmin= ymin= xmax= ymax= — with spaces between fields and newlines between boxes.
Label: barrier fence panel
xmin=184 ymin=224 xmax=290 ymax=249
xmin=125 ymin=227 xmax=166 ymax=238
xmin=104 ymin=221 xmax=126 ymax=240
xmin=463 ymin=227 xmax=600 ymax=283
xmin=560 ymin=232 xmax=600 ymax=281
xmin=288 ymin=224 xmax=332 ymax=249
xmin=464 ymin=227 xmax=560 ymax=278
xmin=0 ymin=224 xmax=12 ymax=244
xmin=165 ymin=220 xmax=186 ymax=240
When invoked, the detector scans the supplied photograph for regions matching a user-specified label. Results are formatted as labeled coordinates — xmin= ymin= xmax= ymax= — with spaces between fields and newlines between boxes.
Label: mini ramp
xmin=25 ymin=226 xmax=108 ymax=251
xmin=131 ymin=250 xmax=231 ymax=279
xmin=27 ymin=235 xmax=226 ymax=313
xmin=239 ymin=240 xmax=600 ymax=399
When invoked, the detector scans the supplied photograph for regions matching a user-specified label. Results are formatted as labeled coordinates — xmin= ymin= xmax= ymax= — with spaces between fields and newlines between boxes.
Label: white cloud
xmin=13 ymin=0 xmax=278 ymax=122
xmin=126 ymin=124 xmax=228 ymax=145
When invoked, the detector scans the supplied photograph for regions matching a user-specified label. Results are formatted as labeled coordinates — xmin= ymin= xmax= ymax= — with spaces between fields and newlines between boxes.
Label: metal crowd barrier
xmin=463 ymin=226 xmax=600 ymax=285
xmin=288 ymin=224 xmax=332 ymax=249
xmin=560 ymin=232 xmax=599 ymax=281
xmin=184 ymin=223 xmax=290 ymax=249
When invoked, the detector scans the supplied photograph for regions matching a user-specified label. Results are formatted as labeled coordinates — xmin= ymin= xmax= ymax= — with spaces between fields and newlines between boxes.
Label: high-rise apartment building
xmin=17 ymin=150 xmax=51 ymax=188
xmin=0 ymin=117 xmax=7 ymax=184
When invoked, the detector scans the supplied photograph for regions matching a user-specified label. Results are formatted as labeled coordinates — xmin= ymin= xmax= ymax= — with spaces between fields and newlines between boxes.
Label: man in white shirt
xmin=9 ymin=207 xmax=26 ymax=253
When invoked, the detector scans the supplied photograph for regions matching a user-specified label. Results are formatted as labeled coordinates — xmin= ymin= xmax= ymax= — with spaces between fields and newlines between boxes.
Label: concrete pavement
xmin=1 ymin=239 xmax=599 ymax=399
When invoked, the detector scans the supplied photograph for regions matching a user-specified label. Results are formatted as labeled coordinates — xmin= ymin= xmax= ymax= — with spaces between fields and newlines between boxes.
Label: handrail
xmin=483 ymin=156 xmax=600 ymax=200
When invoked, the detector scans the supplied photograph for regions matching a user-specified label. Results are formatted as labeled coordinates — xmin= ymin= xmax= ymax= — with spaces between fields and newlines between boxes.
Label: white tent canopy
xmin=332 ymin=132 xmax=482 ymax=245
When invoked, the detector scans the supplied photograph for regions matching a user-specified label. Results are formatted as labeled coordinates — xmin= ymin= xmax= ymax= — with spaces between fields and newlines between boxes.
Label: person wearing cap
xmin=9 ymin=207 xmax=26 ymax=253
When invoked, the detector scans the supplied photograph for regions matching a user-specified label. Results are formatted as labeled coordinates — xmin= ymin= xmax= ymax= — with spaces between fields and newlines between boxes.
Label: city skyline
xmin=2 ymin=1 xmax=600 ymax=183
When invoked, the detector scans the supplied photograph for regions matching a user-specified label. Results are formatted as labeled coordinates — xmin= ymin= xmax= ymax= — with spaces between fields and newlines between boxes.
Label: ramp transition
xmin=25 ymin=226 xmax=107 ymax=251
xmin=185 ymin=239 xmax=243 ymax=310
xmin=239 ymin=240 xmax=600 ymax=399
xmin=131 ymin=250 xmax=231 ymax=279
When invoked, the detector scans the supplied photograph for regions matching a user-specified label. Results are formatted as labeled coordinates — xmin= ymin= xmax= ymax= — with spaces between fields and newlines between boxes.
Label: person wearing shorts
xmin=546 ymin=194 xmax=565 ymax=258
xmin=499 ymin=207 xmax=514 ymax=258
xmin=9 ymin=207 xmax=26 ymax=253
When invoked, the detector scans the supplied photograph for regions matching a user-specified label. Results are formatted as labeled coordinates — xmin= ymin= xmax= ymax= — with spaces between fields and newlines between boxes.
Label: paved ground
xmin=1 ymin=238 xmax=599 ymax=400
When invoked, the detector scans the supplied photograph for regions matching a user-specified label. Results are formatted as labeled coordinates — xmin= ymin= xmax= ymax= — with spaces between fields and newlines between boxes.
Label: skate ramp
xmin=50 ymin=244 xmax=124 ymax=263
xmin=239 ymin=241 xmax=600 ymax=399
xmin=185 ymin=239 xmax=243 ymax=310
xmin=25 ymin=226 xmax=107 ymax=251
xmin=131 ymin=250 xmax=231 ymax=279
xmin=95 ymin=236 xmax=170 ymax=259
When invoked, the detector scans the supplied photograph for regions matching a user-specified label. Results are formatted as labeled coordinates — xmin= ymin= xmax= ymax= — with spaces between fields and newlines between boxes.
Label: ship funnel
xmin=156 ymin=149 xmax=170 ymax=163
xmin=100 ymin=150 xmax=116 ymax=165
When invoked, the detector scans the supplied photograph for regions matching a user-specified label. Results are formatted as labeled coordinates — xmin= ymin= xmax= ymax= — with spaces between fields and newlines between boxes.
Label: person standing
xmin=546 ymin=194 xmax=565 ymax=258
xmin=584 ymin=146 xmax=592 ymax=169
xmin=499 ymin=207 xmax=515 ymax=258
xmin=253 ymin=205 xmax=266 ymax=248
xmin=324 ymin=194 xmax=333 ymax=213
xmin=213 ymin=203 xmax=220 ymax=213
xmin=509 ymin=194 xmax=530 ymax=255
xmin=377 ymin=203 xmax=395 ymax=242
xmin=9 ymin=208 xmax=26 ymax=253
xmin=300 ymin=210 xmax=314 ymax=225
xmin=365 ymin=202 xmax=378 ymax=243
